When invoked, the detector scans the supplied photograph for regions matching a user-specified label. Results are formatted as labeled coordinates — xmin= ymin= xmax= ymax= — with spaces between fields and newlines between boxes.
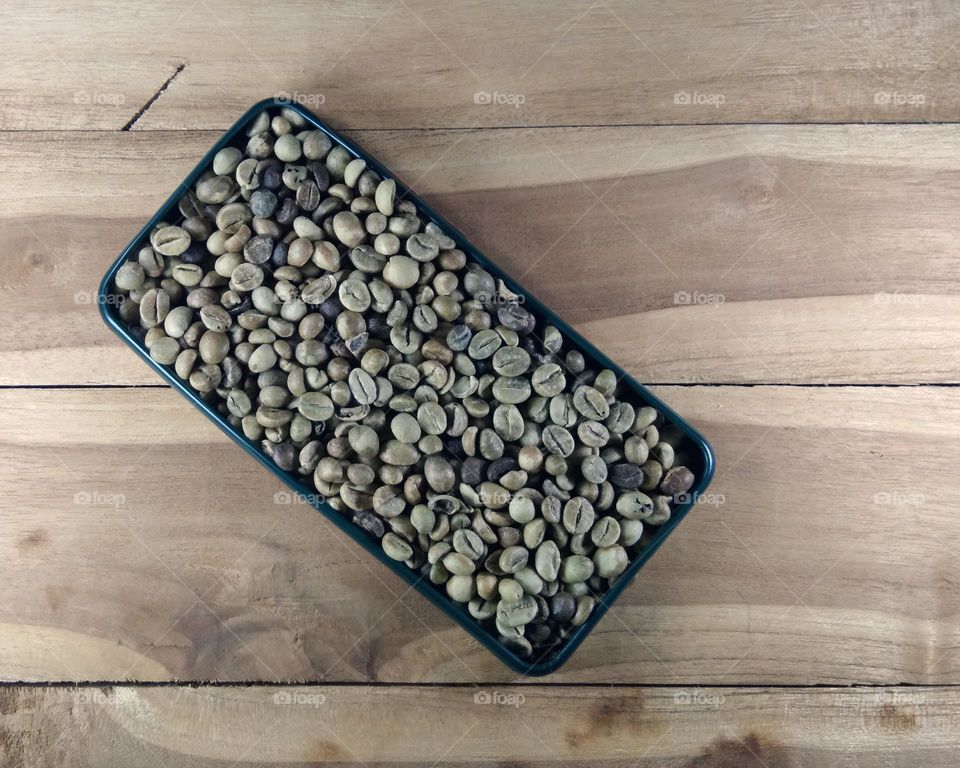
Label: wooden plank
xmin=2 ymin=1 xmax=960 ymax=129
xmin=0 ymin=685 xmax=957 ymax=766
xmin=3 ymin=126 xmax=960 ymax=385
xmin=0 ymin=386 xmax=957 ymax=684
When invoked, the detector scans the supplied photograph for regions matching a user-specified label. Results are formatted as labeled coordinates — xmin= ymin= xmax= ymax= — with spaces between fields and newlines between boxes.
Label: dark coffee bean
xmin=180 ymin=243 xmax=208 ymax=265
xmin=271 ymin=240 xmax=289 ymax=268
xmin=661 ymin=466 xmax=695 ymax=496
xmin=307 ymin=161 xmax=330 ymax=192
xmin=250 ymin=189 xmax=277 ymax=218
xmin=267 ymin=441 xmax=297 ymax=471
xmin=461 ymin=456 xmax=487 ymax=485
xmin=276 ymin=197 xmax=299 ymax=226
xmin=366 ymin=313 xmax=391 ymax=339
xmin=549 ymin=592 xmax=576 ymax=623
xmin=498 ymin=302 xmax=534 ymax=333
xmin=318 ymin=296 xmax=343 ymax=322
xmin=443 ymin=436 xmax=467 ymax=461
xmin=487 ymin=457 xmax=517 ymax=482
xmin=353 ymin=510 xmax=385 ymax=538
xmin=473 ymin=358 xmax=492 ymax=376
xmin=262 ymin=165 xmax=282 ymax=191
xmin=526 ymin=622 xmax=552 ymax=645
xmin=227 ymin=295 xmax=252 ymax=317
xmin=127 ymin=325 xmax=148 ymax=344
xmin=296 ymin=180 xmax=321 ymax=211
xmin=609 ymin=463 xmax=644 ymax=489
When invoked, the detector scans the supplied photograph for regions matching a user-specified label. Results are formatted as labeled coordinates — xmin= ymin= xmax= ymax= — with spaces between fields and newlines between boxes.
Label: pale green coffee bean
xmin=594 ymin=545 xmax=629 ymax=578
xmin=619 ymin=519 xmax=644 ymax=546
xmin=453 ymin=529 xmax=485 ymax=560
xmin=497 ymin=595 xmax=537 ymax=628
xmin=116 ymin=262 xmax=145 ymax=291
xmin=531 ymin=363 xmax=565 ymax=397
xmin=563 ymin=497 xmax=595 ymax=535
xmin=560 ymin=555 xmax=594 ymax=583
xmin=523 ymin=518 xmax=546 ymax=549
xmin=616 ymin=490 xmax=654 ymax=519
xmin=624 ymin=436 xmax=650 ymax=465
xmin=382 ymin=532 xmax=413 ymax=561
xmin=381 ymin=254 xmax=419 ymax=290
xmin=498 ymin=579 xmax=524 ymax=603
xmin=163 ymin=306 xmax=193 ymax=338
xmin=375 ymin=179 xmax=396 ymax=215
xmin=591 ymin=516 xmax=621 ymax=548
xmin=573 ymin=385 xmax=610 ymax=420
xmin=534 ymin=540 xmax=561 ymax=581
xmin=149 ymin=336 xmax=180 ymax=365
xmin=580 ymin=455 xmax=608 ymax=484
xmin=508 ymin=496 xmax=535 ymax=525
xmin=499 ymin=546 xmax=528 ymax=573
xmin=348 ymin=368 xmax=377 ymax=404
xmin=571 ymin=595 xmax=595 ymax=626
xmin=298 ymin=391 xmax=334 ymax=422
xmin=446 ymin=574 xmax=476 ymax=603
xmin=248 ymin=343 xmax=277 ymax=373
xmin=443 ymin=551 xmax=475 ymax=576
xmin=199 ymin=331 xmax=229 ymax=364
xmin=151 ymin=225 xmax=191 ymax=256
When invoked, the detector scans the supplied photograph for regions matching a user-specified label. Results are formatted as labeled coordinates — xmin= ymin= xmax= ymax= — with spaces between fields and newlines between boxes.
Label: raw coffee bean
xmin=382 ymin=532 xmax=413 ymax=561
xmin=616 ymin=491 xmax=654 ymax=520
xmin=151 ymin=225 xmax=191 ymax=256
xmin=591 ymin=516 xmax=621 ymax=548
xmin=608 ymin=463 xmax=644 ymax=489
xmin=562 ymin=497 xmax=595 ymax=535
xmin=594 ymin=545 xmax=629 ymax=578
xmin=560 ymin=555 xmax=594 ymax=584
xmin=660 ymin=466 xmax=695 ymax=497
xmin=333 ymin=211 xmax=365 ymax=247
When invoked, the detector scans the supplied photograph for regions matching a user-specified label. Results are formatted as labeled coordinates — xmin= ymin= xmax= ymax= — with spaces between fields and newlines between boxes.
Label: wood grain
xmin=1 ymin=385 xmax=957 ymax=684
xmin=4 ymin=126 xmax=960 ymax=385
xmin=0 ymin=685 xmax=956 ymax=766
xmin=3 ymin=1 xmax=960 ymax=130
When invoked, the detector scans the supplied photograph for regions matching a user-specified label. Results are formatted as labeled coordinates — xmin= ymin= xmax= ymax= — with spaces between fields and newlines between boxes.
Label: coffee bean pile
xmin=110 ymin=106 xmax=697 ymax=660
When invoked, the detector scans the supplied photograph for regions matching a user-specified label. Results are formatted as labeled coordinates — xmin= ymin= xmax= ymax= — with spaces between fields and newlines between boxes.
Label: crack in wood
xmin=120 ymin=63 xmax=187 ymax=131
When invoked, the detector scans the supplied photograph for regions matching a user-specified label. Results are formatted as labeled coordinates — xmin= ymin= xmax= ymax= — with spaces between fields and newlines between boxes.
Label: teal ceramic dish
xmin=98 ymin=98 xmax=715 ymax=676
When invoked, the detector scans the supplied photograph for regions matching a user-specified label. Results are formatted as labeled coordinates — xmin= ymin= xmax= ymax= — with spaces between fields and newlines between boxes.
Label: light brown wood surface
xmin=0 ymin=685 xmax=955 ymax=766
xmin=1 ymin=386 xmax=957 ymax=685
xmin=2 ymin=0 xmax=959 ymax=764
xmin=4 ymin=127 xmax=960 ymax=385
xmin=2 ymin=1 xmax=960 ymax=129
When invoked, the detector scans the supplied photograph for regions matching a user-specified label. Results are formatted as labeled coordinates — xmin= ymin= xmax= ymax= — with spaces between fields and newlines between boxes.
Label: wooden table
xmin=2 ymin=1 xmax=959 ymax=764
